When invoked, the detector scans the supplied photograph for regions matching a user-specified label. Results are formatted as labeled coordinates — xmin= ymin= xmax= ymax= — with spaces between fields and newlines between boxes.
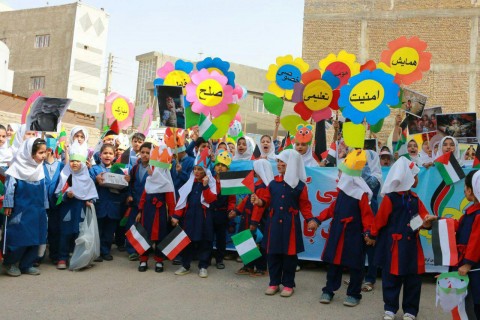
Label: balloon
xmin=228 ymin=120 xmax=242 ymax=137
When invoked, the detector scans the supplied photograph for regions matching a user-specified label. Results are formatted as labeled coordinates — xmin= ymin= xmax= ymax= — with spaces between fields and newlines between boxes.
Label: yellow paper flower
xmin=319 ymin=50 xmax=360 ymax=89
xmin=266 ymin=55 xmax=309 ymax=100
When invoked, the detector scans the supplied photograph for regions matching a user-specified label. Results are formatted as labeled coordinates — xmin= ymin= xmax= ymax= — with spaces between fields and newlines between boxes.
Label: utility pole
xmin=101 ymin=53 xmax=113 ymax=129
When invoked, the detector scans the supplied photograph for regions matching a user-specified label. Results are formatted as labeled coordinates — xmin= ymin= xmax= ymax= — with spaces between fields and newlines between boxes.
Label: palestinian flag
xmin=219 ymin=170 xmax=254 ymax=195
xmin=432 ymin=219 xmax=458 ymax=266
xmin=119 ymin=207 xmax=131 ymax=227
xmin=111 ymin=163 xmax=128 ymax=175
xmin=473 ymin=144 xmax=480 ymax=168
xmin=56 ymin=174 xmax=72 ymax=205
xmin=393 ymin=119 xmax=408 ymax=153
xmin=434 ymin=152 xmax=465 ymax=185
xmin=278 ymin=134 xmax=292 ymax=152
xmin=125 ymin=222 xmax=151 ymax=255
xmin=326 ymin=141 xmax=337 ymax=164
xmin=198 ymin=113 xmax=217 ymax=140
xmin=231 ymin=230 xmax=262 ymax=265
xmin=157 ymin=225 xmax=191 ymax=260
xmin=251 ymin=145 xmax=261 ymax=160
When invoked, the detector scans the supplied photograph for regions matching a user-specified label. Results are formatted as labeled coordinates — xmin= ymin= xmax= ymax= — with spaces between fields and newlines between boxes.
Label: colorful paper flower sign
xmin=343 ymin=122 xmax=366 ymax=148
xmin=266 ymin=55 xmax=309 ymax=100
xmin=21 ymin=91 xmax=43 ymax=124
xmin=197 ymin=57 xmax=236 ymax=88
xmin=105 ymin=92 xmax=135 ymax=129
xmin=319 ymin=50 xmax=360 ymax=89
xmin=381 ymin=36 xmax=431 ymax=85
xmin=291 ymin=69 xmax=340 ymax=122
xmin=155 ymin=60 xmax=194 ymax=96
xmin=280 ymin=115 xmax=309 ymax=133
xmin=338 ymin=69 xmax=400 ymax=125
xmin=137 ymin=107 xmax=153 ymax=136
xmin=186 ymin=69 xmax=233 ymax=117
xmin=262 ymin=92 xmax=284 ymax=116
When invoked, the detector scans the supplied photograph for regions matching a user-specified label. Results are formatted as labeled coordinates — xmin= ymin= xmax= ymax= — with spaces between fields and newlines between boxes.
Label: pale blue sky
xmin=7 ymin=0 xmax=305 ymax=99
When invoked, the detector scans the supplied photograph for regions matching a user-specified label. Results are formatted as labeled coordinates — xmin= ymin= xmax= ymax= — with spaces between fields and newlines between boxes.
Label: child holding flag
xmin=135 ymin=144 xmax=176 ymax=273
xmin=317 ymin=150 xmax=375 ymax=307
xmin=89 ymin=144 xmax=130 ymax=261
xmin=55 ymin=141 xmax=98 ymax=269
xmin=251 ymin=149 xmax=319 ymax=297
xmin=3 ymin=138 xmax=48 ymax=276
xmin=171 ymin=147 xmax=217 ymax=278
xmin=234 ymin=159 xmax=274 ymax=276
xmin=371 ymin=157 xmax=435 ymax=320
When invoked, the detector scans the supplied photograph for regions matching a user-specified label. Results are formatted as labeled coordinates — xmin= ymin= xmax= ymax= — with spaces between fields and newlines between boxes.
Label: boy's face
xmin=101 ymin=148 xmax=115 ymax=166
xmin=193 ymin=166 xmax=206 ymax=180
xmin=132 ymin=138 xmax=144 ymax=153
xmin=115 ymin=148 xmax=125 ymax=158
xmin=139 ymin=147 xmax=150 ymax=164
xmin=214 ymin=163 xmax=228 ymax=174
xmin=70 ymin=160 xmax=82 ymax=172
xmin=464 ymin=185 xmax=475 ymax=202
xmin=0 ymin=129 xmax=6 ymax=146
xmin=198 ymin=142 xmax=209 ymax=154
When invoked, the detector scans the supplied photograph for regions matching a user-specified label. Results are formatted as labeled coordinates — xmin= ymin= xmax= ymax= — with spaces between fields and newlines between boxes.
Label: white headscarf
xmin=6 ymin=137 xmax=45 ymax=182
xmin=418 ymin=144 xmax=434 ymax=166
xmin=233 ymin=136 xmax=254 ymax=161
xmin=145 ymin=167 xmax=175 ymax=195
xmin=275 ymin=149 xmax=306 ymax=189
xmin=338 ymin=174 xmax=373 ymax=200
xmin=472 ymin=171 xmax=480 ymax=202
xmin=381 ymin=157 xmax=420 ymax=195
xmin=301 ymin=146 xmax=319 ymax=167
xmin=253 ymin=159 xmax=274 ymax=186
xmin=11 ymin=124 xmax=27 ymax=154
xmin=435 ymin=136 xmax=463 ymax=166
xmin=7 ymin=123 xmax=20 ymax=146
xmin=365 ymin=149 xmax=383 ymax=188
xmin=260 ymin=136 xmax=276 ymax=161
xmin=0 ymin=138 xmax=13 ymax=165
xmin=175 ymin=167 xmax=216 ymax=210
xmin=54 ymin=162 xmax=98 ymax=201
xmin=69 ymin=126 xmax=89 ymax=145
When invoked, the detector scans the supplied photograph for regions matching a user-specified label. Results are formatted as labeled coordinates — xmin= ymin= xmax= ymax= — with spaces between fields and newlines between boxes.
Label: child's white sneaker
xmin=174 ymin=266 xmax=190 ymax=275
xmin=383 ymin=311 xmax=395 ymax=320
xmin=403 ymin=313 xmax=415 ymax=320
xmin=198 ymin=268 xmax=208 ymax=278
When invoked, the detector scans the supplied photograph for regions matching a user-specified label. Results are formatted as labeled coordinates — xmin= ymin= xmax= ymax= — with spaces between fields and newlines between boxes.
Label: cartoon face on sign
xmin=302 ymin=80 xmax=333 ymax=111
xmin=348 ymin=80 xmax=384 ymax=112
xmin=295 ymin=124 xmax=313 ymax=144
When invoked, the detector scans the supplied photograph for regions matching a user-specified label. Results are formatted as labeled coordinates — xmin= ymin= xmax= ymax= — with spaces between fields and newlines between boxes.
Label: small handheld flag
xmin=434 ymin=152 xmax=465 ymax=185
xmin=125 ymin=222 xmax=151 ymax=255
xmin=198 ymin=113 xmax=217 ymax=140
xmin=432 ymin=219 xmax=458 ymax=266
xmin=219 ymin=170 xmax=254 ymax=195
xmin=251 ymin=145 xmax=261 ymax=160
xmin=231 ymin=229 xmax=262 ymax=265
xmin=157 ymin=225 xmax=191 ymax=260
xmin=56 ymin=174 xmax=72 ymax=205
xmin=119 ymin=207 xmax=131 ymax=227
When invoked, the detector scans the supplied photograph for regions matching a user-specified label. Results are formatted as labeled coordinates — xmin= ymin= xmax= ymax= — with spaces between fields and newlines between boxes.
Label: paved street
xmin=0 ymin=250 xmax=450 ymax=320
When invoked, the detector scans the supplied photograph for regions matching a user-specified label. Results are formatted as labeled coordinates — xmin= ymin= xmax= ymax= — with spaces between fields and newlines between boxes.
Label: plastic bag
xmin=69 ymin=204 xmax=100 ymax=270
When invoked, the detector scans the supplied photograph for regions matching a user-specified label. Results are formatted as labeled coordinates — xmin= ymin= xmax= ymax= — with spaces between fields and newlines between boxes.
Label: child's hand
xmin=307 ymin=220 xmax=319 ymax=231
xmin=250 ymin=194 xmax=262 ymax=206
xmin=423 ymin=215 xmax=438 ymax=228
xmin=228 ymin=210 xmax=236 ymax=219
xmin=202 ymin=176 xmax=209 ymax=187
xmin=147 ymin=167 xmax=153 ymax=176
xmin=171 ymin=217 xmax=179 ymax=226
xmin=274 ymin=116 xmax=280 ymax=127
xmin=176 ymin=163 xmax=182 ymax=172
xmin=423 ymin=162 xmax=433 ymax=169
xmin=135 ymin=212 xmax=142 ymax=223
xmin=458 ymin=264 xmax=472 ymax=276
xmin=96 ymin=173 xmax=105 ymax=185
xmin=86 ymin=201 xmax=93 ymax=207
xmin=395 ymin=114 xmax=402 ymax=126
xmin=86 ymin=160 xmax=92 ymax=169
xmin=67 ymin=191 xmax=74 ymax=199
xmin=365 ymin=236 xmax=376 ymax=246
xmin=249 ymin=225 xmax=257 ymax=231
xmin=126 ymin=196 xmax=133 ymax=204
xmin=124 ymin=174 xmax=131 ymax=183
xmin=3 ymin=208 xmax=12 ymax=217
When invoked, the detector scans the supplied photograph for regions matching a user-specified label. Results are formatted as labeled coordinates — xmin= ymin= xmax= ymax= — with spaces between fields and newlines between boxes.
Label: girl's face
xmin=0 ymin=129 xmax=6 ymax=146
xmin=33 ymin=144 xmax=47 ymax=164
xmin=214 ymin=163 xmax=228 ymax=174
xmin=69 ymin=160 xmax=82 ymax=172
xmin=24 ymin=131 xmax=36 ymax=140
xmin=237 ymin=139 xmax=247 ymax=154
xmin=295 ymin=142 xmax=308 ymax=155
xmin=260 ymin=136 xmax=271 ymax=153
xmin=74 ymin=131 xmax=85 ymax=144
xmin=100 ymin=147 xmax=115 ymax=166
xmin=434 ymin=144 xmax=439 ymax=154
xmin=228 ymin=143 xmax=235 ymax=155
xmin=6 ymin=125 xmax=15 ymax=138
xmin=380 ymin=155 xmax=391 ymax=167
xmin=442 ymin=138 xmax=455 ymax=154
xmin=464 ymin=185 xmax=475 ymax=202
xmin=422 ymin=141 xmax=431 ymax=155
xmin=407 ymin=141 xmax=418 ymax=156
xmin=193 ymin=166 xmax=206 ymax=180
xmin=276 ymin=159 xmax=286 ymax=175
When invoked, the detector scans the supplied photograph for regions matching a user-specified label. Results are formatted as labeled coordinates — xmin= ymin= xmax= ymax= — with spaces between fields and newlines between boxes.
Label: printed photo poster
xmin=156 ymin=85 xmax=185 ymax=129
xmin=364 ymin=138 xmax=378 ymax=153
xmin=406 ymin=113 xmax=437 ymax=135
xmin=436 ymin=112 xmax=477 ymax=142
xmin=400 ymin=88 xmax=427 ymax=118
xmin=26 ymin=97 xmax=71 ymax=132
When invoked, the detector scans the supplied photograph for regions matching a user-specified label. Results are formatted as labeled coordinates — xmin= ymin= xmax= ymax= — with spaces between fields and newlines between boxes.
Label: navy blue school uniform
xmin=43 ymin=159 xmax=64 ymax=261
xmin=257 ymin=175 xmax=317 ymax=288
xmin=452 ymin=202 xmax=480 ymax=317
xmin=210 ymin=179 xmax=236 ymax=265
xmin=238 ymin=180 xmax=268 ymax=272
xmin=138 ymin=191 xmax=176 ymax=262
xmin=89 ymin=163 xmax=128 ymax=257
xmin=171 ymin=154 xmax=194 ymax=198
xmin=57 ymin=198 xmax=87 ymax=261
xmin=2 ymin=176 xmax=48 ymax=271
xmin=372 ymin=191 xmax=429 ymax=317
xmin=125 ymin=161 xmax=149 ymax=255
xmin=317 ymin=190 xmax=374 ymax=300
xmin=173 ymin=179 xmax=216 ymax=270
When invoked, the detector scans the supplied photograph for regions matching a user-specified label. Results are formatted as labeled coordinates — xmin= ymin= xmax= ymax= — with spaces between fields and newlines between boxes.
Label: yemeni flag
xmin=434 ymin=151 xmax=465 ymax=185
xmin=231 ymin=230 xmax=262 ymax=264
xmin=157 ymin=225 xmax=191 ymax=260
xmin=125 ymin=222 xmax=151 ymax=255
xmin=432 ymin=219 xmax=458 ymax=266
xmin=198 ymin=113 xmax=217 ymax=140
xmin=219 ymin=170 xmax=254 ymax=195
xmin=119 ymin=207 xmax=131 ymax=227
xmin=56 ymin=174 xmax=72 ymax=205
xmin=473 ymin=144 xmax=480 ymax=168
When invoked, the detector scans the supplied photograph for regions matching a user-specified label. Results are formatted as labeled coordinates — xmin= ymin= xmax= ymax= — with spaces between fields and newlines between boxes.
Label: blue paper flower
xmin=196 ymin=57 xmax=235 ymax=88
xmin=338 ymin=69 xmax=400 ymax=125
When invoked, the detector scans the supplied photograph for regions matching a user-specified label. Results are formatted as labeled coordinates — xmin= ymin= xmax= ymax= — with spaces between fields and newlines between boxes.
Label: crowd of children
xmin=0 ymin=119 xmax=479 ymax=320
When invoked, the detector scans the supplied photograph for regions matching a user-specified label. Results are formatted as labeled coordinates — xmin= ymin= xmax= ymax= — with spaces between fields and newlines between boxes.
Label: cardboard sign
xmin=26 ymin=97 xmax=71 ymax=132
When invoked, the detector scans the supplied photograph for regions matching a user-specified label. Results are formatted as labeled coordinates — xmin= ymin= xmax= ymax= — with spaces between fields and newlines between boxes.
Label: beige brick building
xmin=303 ymin=0 xmax=480 ymax=142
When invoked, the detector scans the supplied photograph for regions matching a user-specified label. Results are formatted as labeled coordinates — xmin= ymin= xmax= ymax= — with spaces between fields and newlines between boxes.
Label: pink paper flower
xmin=105 ymin=92 xmax=135 ymax=130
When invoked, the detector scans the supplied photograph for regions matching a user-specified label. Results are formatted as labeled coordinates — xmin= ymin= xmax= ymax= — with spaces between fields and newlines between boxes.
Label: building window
xmin=30 ymin=76 xmax=45 ymax=90
xmin=253 ymin=96 xmax=268 ymax=113
xmin=35 ymin=34 xmax=50 ymax=48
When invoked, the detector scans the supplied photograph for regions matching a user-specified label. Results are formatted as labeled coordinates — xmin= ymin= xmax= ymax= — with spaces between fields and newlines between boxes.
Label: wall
xmin=0 ymin=41 xmax=13 ymax=91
